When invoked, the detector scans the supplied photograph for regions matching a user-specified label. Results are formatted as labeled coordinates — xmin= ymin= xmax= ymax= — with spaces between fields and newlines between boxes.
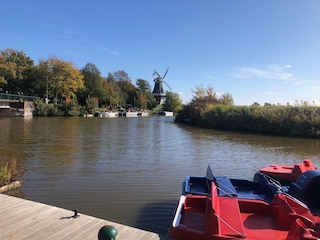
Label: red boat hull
xmin=169 ymin=193 xmax=320 ymax=240
xmin=169 ymin=166 xmax=320 ymax=240
xmin=259 ymin=159 xmax=317 ymax=182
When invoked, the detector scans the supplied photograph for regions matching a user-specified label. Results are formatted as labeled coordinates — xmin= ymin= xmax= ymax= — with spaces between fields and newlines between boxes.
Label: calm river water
xmin=1 ymin=116 xmax=320 ymax=239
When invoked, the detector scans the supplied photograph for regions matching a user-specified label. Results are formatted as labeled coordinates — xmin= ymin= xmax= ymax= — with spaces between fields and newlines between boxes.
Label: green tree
xmin=0 ymin=48 xmax=34 ymax=94
xmin=104 ymin=74 xmax=122 ymax=107
xmin=136 ymin=78 xmax=154 ymax=109
xmin=118 ymin=80 xmax=137 ymax=107
xmin=113 ymin=70 xmax=131 ymax=82
xmin=80 ymin=63 xmax=106 ymax=106
xmin=112 ymin=70 xmax=137 ymax=107
xmin=136 ymin=78 xmax=151 ymax=93
xmin=162 ymin=92 xmax=182 ymax=113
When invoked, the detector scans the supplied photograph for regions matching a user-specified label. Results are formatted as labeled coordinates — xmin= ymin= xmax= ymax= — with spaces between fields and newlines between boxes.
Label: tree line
xmin=0 ymin=48 xmax=182 ymax=116
xmin=4 ymin=48 xmax=318 ymax=138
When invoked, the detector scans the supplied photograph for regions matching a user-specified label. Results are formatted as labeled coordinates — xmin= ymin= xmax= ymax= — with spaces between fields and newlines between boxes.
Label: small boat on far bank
xmin=168 ymin=165 xmax=320 ymax=240
xmin=138 ymin=111 xmax=149 ymax=117
xmin=259 ymin=159 xmax=317 ymax=183
xmin=125 ymin=111 xmax=138 ymax=117
xmin=99 ymin=111 xmax=119 ymax=117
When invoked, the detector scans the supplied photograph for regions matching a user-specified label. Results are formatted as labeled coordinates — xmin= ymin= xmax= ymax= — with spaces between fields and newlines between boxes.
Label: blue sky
xmin=1 ymin=1 xmax=320 ymax=105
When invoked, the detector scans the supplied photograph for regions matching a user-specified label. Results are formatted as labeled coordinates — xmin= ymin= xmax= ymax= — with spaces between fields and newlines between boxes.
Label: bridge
xmin=0 ymin=93 xmax=38 ymax=117
xmin=0 ymin=93 xmax=39 ymax=109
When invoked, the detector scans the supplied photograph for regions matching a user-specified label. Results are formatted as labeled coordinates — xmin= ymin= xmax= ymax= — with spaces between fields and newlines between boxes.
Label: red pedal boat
xmin=168 ymin=165 xmax=320 ymax=240
xmin=259 ymin=159 xmax=317 ymax=182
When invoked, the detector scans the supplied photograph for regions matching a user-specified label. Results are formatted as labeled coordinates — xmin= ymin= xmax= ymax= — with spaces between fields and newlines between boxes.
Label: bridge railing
xmin=0 ymin=93 xmax=39 ymax=101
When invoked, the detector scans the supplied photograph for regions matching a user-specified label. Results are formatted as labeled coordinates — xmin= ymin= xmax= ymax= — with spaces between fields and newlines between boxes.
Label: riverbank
xmin=175 ymin=105 xmax=320 ymax=138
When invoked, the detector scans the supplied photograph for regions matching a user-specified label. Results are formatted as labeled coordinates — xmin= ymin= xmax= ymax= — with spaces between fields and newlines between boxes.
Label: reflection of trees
xmin=0 ymin=118 xmax=104 ymax=178
xmin=176 ymin=123 xmax=320 ymax=169
xmin=0 ymin=118 xmax=35 ymax=166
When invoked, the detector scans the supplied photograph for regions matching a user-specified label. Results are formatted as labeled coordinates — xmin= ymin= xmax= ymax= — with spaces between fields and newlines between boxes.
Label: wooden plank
xmin=0 ymin=194 xmax=160 ymax=240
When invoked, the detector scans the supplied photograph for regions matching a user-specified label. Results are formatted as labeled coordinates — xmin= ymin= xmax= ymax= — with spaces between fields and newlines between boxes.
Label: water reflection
xmin=1 ymin=116 xmax=320 ymax=239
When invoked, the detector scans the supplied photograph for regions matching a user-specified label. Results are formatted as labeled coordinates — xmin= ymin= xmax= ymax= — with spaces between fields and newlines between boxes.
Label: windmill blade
xmin=153 ymin=69 xmax=161 ymax=78
xmin=164 ymin=81 xmax=172 ymax=91
xmin=163 ymin=67 xmax=169 ymax=78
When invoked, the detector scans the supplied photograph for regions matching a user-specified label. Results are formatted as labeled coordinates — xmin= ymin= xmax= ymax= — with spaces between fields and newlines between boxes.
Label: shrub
xmin=0 ymin=159 xmax=18 ymax=187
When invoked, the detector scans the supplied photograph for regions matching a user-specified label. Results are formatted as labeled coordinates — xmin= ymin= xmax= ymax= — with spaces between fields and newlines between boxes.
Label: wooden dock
xmin=0 ymin=194 xmax=160 ymax=240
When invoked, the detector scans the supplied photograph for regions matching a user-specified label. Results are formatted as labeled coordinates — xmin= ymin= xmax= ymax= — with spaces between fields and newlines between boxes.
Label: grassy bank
xmin=176 ymin=105 xmax=320 ymax=138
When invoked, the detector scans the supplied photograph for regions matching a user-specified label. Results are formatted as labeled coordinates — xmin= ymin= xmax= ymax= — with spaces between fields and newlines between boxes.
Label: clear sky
xmin=1 ymin=0 xmax=320 ymax=105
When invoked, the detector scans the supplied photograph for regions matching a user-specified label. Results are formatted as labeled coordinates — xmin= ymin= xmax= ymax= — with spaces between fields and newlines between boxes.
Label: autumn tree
xmin=192 ymin=85 xmax=219 ymax=104
xmin=37 ymin=57 xmax=84 ymax=103
xmin=176 ymin=85 xmax=234 ymax=124
xmin=137 ymin=92 xmax=148 ymax=109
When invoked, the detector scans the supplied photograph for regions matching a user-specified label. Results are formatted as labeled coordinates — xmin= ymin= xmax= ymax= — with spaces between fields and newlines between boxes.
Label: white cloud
xmin=233 ymin=67 xmax=270 ymax=79
xmin=232 ymin=64 xmax=305 ymax=85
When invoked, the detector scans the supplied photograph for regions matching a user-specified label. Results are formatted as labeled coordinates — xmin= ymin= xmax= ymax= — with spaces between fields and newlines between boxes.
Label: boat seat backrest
xmin=205 ymin=183 xmax=219 ymax=234
xmin=292 ymin=164 xmax=303 ymax=176
xmin=273 ymin=194 xmax=314 ymax=229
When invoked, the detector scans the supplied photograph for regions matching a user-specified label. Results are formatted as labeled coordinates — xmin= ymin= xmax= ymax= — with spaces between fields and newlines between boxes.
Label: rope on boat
xmin=212 ymin=211 xmax=246 ymax=239
xmin=259 ymin=172 xmax=284 ymax=191
xmin=216 ymin=184 xmax=238 ymax=198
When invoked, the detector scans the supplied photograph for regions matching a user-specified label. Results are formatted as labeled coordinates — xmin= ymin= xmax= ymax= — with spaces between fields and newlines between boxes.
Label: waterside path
xmin=0 ymin=194 xmax=160 ymax=240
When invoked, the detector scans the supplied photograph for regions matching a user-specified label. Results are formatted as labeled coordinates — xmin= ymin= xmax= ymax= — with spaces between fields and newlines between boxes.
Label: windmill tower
xmin=152 ymin=67 xmax=171 ymax=104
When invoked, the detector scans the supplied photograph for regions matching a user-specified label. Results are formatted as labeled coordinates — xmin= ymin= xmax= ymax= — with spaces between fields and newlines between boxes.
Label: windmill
xmin=152 ymin=67 xmax=171 ymax=104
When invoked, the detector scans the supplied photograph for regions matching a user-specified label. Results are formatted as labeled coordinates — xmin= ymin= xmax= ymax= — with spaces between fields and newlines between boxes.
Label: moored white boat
xmin=100 ymin=111 xmax=119 ymax=117
xmin=125 ymin=111 xmax=138 ymax=117
xmin=138 ymin=111 xmax=149 ymax=117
